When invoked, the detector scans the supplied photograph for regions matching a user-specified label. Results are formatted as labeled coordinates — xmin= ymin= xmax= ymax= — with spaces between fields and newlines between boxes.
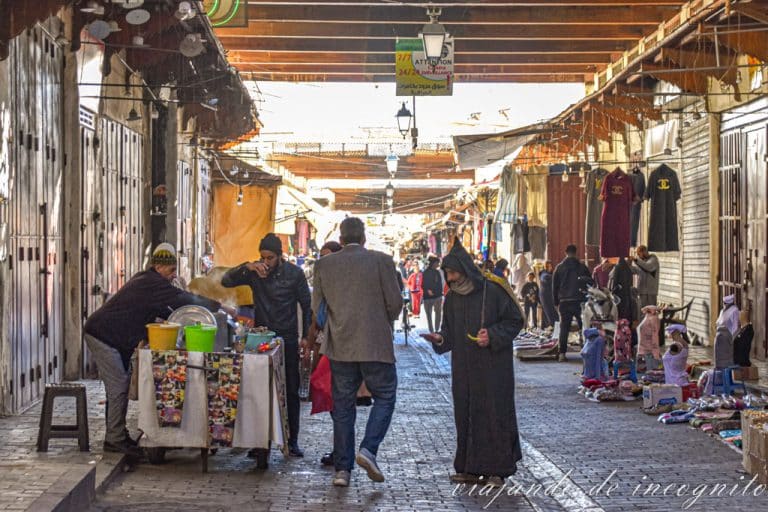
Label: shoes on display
xmin=321 ymin=452 xmax=334 ymax=466
xmin=333 ymin=470 xmax=351 ymax=487
xmin=356 ymin=447 xmax=384 ymax=482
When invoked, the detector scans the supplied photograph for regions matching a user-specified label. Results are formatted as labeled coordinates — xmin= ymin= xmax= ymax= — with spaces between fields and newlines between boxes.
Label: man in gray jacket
xmin=312 ymin=217 xmax=403 ymax=487
xmin=631 ymin=245 xmax=660 ymax=308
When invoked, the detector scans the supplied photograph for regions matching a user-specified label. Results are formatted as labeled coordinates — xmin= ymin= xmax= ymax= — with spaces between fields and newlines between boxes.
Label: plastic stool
xmin=613 ymin=360 xmax=638 ymax=383
xmin=37 ymin=383 xmax=90 ymax=452
xmin=711 ymin=366 xmax=747 ymax=396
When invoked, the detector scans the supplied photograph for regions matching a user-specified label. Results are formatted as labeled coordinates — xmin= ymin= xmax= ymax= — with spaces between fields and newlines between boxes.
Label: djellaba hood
xmin=440 ymin=237 xmax=485 ymax=290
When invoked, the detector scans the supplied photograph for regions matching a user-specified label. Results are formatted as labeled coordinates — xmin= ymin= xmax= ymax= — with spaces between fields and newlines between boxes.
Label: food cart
xmin=137 ymin=344 xmax=289 ymax=472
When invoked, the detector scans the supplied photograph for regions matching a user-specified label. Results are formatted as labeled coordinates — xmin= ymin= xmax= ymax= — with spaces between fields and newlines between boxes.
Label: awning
xmin=452 ymin=123 xmax=551 ymax=171
xmin=275 ymin=185 xmax=347 ymax=244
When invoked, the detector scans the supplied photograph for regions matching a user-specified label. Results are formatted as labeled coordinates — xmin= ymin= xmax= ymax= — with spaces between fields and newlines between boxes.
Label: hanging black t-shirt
xmin=645 ymin=164 xmax=681 ymax=252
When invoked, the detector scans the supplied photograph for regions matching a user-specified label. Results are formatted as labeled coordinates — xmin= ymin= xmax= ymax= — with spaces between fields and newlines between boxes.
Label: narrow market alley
xmin=80 ymin=322 xmax=760 ymax=512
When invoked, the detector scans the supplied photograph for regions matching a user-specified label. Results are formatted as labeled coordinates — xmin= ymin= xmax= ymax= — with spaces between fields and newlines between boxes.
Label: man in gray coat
xmin=312 ymin=217 xmax=403 ymax=487
xmin=631 ymin=245 xmax=660 ymax=308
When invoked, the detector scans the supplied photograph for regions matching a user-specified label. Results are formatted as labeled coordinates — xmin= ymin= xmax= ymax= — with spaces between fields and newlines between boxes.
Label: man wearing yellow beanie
xmin=84 ymin=243 xmax=221 ymax=456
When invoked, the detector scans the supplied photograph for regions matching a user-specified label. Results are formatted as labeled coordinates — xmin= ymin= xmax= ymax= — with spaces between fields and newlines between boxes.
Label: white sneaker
xmin=356 ymin=448 xmax=384 ymax=482
xmin=332 ymin=470 xmax=350 ymax=487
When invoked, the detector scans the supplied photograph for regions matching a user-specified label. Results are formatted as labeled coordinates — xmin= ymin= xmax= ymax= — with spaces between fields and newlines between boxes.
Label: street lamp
xmin=420 ymin=7 xmax=447 ymax=66
xmin=396 ymin=102 xmax=412 ymax=139
xmin=386 ymin=154 xmax=399 ymax=177
xmin=385 ymin=182 xmax=395 ymax=199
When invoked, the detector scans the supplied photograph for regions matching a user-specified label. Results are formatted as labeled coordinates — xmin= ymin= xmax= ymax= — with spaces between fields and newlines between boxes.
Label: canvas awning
xmin=452 ymin=123 xmax=551 ymax=171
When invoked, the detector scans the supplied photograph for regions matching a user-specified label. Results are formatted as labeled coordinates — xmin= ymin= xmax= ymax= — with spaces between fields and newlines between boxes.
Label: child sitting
xmin=662 ymin=324 xmax=690 ymax=386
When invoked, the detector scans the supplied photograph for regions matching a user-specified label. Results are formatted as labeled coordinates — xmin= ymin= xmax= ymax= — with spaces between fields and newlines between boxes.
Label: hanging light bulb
xmin=230 ymin=164 xmax=239 ymax=176
xmin=236 ymin=187 xmax=243 ymax=206
xmin=578 ymin=167 xmax=586 ymax=179
xmin=561 ymin=171 xmax=569 ymax=183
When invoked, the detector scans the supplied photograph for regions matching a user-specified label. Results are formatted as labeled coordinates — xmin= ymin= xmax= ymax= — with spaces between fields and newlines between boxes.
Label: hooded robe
xmin=433 ymin=238 xmax=524 ymax=478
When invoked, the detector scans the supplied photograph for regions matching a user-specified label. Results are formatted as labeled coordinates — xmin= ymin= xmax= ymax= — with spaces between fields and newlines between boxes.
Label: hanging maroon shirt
xmin=599 ymin=168 xmax=635 ymax=258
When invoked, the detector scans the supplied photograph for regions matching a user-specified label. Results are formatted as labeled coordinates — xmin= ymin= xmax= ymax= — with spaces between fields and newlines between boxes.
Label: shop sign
xmin=396 ymin=38 xmax=454 ymax=97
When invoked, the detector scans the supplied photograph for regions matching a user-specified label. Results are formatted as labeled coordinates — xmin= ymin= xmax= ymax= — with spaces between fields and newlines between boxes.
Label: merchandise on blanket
xmin=643 ymin=383 xmax=683 ymax=409
xmin=658 ymin=408 xmax=696 ymax=424
xmin=592 ymin=387 xmax=635 ymax=402
xmin=744 ymin=393 xmax=768 ymax=409
xmin=152 ymin=350 xmax=188 ymax=427
xmin=641 ymin=369 xmax=666 ymax=384
xmin=712 ymin=420 xmax=742 ymax=434
xmin=643 ymin=402 xmax=683 ymax=415
xmin=204 ymin=352 xmax=243 ymax=447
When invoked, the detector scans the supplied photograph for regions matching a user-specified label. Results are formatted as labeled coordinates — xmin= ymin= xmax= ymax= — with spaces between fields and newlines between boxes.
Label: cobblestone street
xmin=87 ymin=318 xmax=768 ymax=512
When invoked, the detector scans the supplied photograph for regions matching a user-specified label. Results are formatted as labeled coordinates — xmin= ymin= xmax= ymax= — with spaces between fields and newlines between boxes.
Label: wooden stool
xmin=37 ymin=383 xmax=90 ymax=452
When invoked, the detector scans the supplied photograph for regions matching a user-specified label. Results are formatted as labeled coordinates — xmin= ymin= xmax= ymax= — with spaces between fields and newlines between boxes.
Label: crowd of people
xmin=83 ymin=217 xmax=526 ymax=489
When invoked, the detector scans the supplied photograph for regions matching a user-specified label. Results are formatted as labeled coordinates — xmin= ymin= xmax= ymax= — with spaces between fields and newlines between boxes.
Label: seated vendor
xmin=662 ymin=324 xmax=690 ymax=386
xmin=83 ymin=243 xmax=221 ymax=456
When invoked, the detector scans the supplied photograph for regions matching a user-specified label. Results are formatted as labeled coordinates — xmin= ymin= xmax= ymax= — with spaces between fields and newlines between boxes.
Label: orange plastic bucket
xmin=146 ymin=323 xmax=181 ymax=351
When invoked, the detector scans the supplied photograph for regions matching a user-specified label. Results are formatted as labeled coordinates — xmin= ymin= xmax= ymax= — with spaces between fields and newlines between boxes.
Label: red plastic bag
xmin=310 ymin=355 xmax=334 ymax=415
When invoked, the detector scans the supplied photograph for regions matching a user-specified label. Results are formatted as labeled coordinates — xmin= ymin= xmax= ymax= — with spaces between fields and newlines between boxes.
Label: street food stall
xmin=137 ymin=320 xmax=289 ymax=472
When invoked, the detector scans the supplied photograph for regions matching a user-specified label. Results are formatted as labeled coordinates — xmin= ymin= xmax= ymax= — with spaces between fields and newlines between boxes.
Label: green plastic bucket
xmin=184 ymin=324 xmax=217 ymax=352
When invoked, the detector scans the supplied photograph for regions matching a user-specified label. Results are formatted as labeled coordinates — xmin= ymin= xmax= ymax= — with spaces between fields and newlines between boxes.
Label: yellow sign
xmin=396 ymin=38 xmax=454 ymax=97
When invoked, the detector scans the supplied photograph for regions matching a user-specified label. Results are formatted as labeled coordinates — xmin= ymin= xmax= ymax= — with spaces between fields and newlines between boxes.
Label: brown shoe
xmin=450 ymin=473 xmax=480 ymax=484
xmin=480 ymin=476 xmax=506 ymax=488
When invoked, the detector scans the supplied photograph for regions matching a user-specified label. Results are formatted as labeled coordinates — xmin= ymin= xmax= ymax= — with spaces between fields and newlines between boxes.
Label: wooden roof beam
xmin=239 ymin=71 xmax=589 ymax=82
xmin=226 ymin=51 xmax=613 ymax=66
xmin=586 ymin=102 xmax=643 ymax=129
xmin=242 ymin=5 xmax=676 ymax=25
xmin=216 ymin=37 xmax=630 ymax=53
xmin=700 ymin=27 xmax=768 ymax=63
xmin=216 ymin=22 xmax=648 ymax=40
xmin=636 ymin=61 xmax=710 ymax=96
xmin=233 ymin=63 xmax=598 ymax=74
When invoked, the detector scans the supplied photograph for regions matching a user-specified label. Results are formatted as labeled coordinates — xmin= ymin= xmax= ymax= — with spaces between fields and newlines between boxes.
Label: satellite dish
xmin=179 ymin=34 xmax=204 ymax=58
xmin=121 ymin=0 xmax=144 ymax=8
xmin=87 ymin=20 xmax=112 ymax=40
xmin=126 ymin=8 xmax=151 ymax=25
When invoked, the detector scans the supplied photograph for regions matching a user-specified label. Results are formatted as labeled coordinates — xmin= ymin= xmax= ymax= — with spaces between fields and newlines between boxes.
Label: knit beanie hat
xmin=259 ymin=233 xmax=282 ymax=255
xmin=151 ymin=243 xmax=177 ymax=266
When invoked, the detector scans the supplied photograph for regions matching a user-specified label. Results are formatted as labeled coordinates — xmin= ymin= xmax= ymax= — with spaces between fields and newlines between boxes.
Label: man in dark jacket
xmin=422 ymin=256 xmax=444 ymax=332
xmin=221 ymin=233 xmax=312 ymax=457
xmin=84 ymin=243 xmax=220 ymax=455
xmin=552 ymin=244 xmax=591 ymax=361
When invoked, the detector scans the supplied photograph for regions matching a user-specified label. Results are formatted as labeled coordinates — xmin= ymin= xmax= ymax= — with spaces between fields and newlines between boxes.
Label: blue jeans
xmin=329 ymin=360 xmax=397 ymax=471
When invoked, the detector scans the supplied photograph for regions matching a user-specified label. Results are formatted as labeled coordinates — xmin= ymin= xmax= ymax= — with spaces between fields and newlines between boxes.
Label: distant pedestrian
xmin=538 ymin=261 xmax=556 ymax=328
xmin=630 ymin=245 xmax=659 ymax=308
xmin=520 ymin=272 xmax=540 ymax=329
xmin=553 ymin=245 xmax=591 ymax=361
xmin=422 ymin=256 xmax=444 ymax=333
xmin=493 ymin=258 xmax=510 ymax=280
xmin=312 ymin=218 xmax=402 ymax=487
xmin=407 ymin=265 xmax=424 ymax=317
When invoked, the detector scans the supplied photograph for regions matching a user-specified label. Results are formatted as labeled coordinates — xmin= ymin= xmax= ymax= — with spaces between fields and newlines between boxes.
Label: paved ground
xmin=0 ymin=381 xmax=132 ymax=511
xmin=88 ymin=315 xmax=768 ymax=512
xmin=2 ymin=312 xmax=766 ymax=511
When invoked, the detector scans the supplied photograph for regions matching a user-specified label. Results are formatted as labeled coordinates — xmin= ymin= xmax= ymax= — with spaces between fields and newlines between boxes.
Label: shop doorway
xmin=5 ymin=24 xmax=65 ymax=412
xmin=719 ymin=101 xmax=768 ymax=360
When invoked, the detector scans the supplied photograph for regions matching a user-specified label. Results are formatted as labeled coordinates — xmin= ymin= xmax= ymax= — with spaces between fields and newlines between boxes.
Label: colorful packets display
xmin=152 ymin=350 xmax=188 ymax=427
xmin=204 ymin=353 xmax=242 ymax=447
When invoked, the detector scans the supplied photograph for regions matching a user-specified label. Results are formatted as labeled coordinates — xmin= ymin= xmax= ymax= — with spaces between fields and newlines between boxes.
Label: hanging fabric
xmin=528 ymin=226 xmax=546 ymax=260
xmin=494 ymin=164 xmax=518 ymax=223
xmin=152 ymin=350 xmax=189 ymax=428
xmin=523 ymin=169 xmax=548 ymax=227
xmin=584 ymin=168 xmax=608 ymax=246
xmin=645 ymin=164 xmax=681 ymax=252
xmin=599 ymin=168 xmax=635 ymax=258
xmin=629 ymin=168 xmax=646 ymax=247
xmin=511 ymin=215 xmax=530 ymax=254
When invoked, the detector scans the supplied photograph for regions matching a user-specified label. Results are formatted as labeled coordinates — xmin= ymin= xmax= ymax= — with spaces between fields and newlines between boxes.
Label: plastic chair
xmin=613 ymin=360 xmax=638 ymax=383
xmin=711 ymin=366 xmax=747 ymax=396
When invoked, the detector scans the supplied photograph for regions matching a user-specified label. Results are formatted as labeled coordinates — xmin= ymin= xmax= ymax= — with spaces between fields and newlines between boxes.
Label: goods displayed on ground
xmin=513 ymin=327 xmax=558 ymax=358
